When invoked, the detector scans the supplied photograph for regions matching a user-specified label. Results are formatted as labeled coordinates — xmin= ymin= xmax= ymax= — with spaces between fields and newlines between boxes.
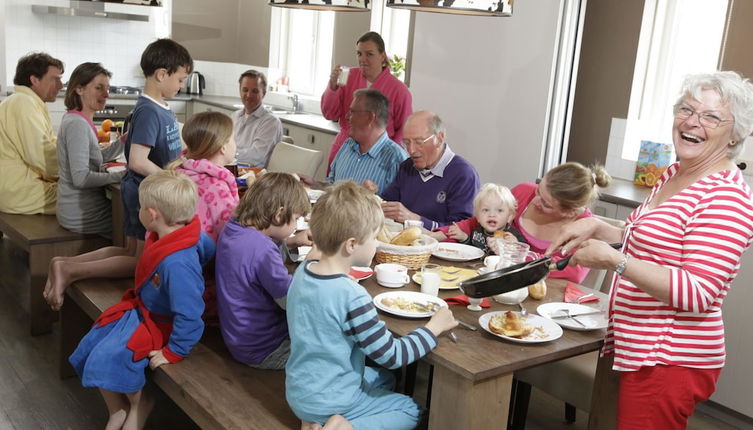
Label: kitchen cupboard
xmin=281 ymin=123 xmax=335 ymax=181
xmin=591 ymin=200 xmax=635 ymax=221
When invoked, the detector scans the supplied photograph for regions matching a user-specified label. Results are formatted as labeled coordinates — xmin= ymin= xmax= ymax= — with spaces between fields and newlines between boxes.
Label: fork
xmin=422 ymin=302 xmax=460 ymax=342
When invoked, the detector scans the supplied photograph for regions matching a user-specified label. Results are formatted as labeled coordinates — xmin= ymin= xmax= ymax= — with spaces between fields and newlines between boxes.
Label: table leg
xmin=428 ymin=366 xmax=512 ymax=430
xmin=588 ymin=355 xmax=618 ymax=429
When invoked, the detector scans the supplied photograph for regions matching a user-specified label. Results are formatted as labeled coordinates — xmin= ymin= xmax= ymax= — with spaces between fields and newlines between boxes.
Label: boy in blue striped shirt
xmin=286 ymin=181 xmax=457 ymax=430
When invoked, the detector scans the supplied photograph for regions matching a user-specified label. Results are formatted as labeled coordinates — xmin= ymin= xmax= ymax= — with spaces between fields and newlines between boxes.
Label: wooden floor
xmin=0 ymin=236 xmax=745 ymax=429
xmin=0 ymin=237 xmax=197 ymax=430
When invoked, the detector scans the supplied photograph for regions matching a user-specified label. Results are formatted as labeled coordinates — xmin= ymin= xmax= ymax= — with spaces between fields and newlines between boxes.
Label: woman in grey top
xmin=56 ymin=62 xmax=123 ymax=235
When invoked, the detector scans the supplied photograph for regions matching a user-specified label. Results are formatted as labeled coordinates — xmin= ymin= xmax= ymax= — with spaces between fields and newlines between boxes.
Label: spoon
xmin=518 ymin=302 xmax=528 ymax=318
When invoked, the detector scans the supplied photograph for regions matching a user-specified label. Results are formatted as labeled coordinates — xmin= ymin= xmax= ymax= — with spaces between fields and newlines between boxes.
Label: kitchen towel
xmin=445 ymin=295 xmax=491 ymax=308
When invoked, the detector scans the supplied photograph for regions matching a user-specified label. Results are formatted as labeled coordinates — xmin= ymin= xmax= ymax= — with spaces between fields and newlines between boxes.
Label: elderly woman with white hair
xmin=547 ymin=71 xmax=753 ymax=429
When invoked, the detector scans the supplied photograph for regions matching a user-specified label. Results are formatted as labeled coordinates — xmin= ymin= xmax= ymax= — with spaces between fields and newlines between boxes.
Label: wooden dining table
xmin=358 ymin=257 xmax=608 ymax=430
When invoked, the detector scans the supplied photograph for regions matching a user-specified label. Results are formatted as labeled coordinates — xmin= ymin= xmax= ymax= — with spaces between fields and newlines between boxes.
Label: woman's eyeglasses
xmin=674 ymin=105 xmax=734 ymax=129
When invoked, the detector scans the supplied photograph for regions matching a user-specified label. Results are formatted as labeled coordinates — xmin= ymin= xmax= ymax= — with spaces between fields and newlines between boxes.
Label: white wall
xmin=409 ymin=1 xmax=562 ymax=186
xmin=3 ymin=0 xmax=170 ymax=89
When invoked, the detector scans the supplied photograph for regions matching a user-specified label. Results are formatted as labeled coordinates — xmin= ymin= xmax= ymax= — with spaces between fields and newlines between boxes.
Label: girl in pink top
xmin=508 ymin=163 xmax=611 ymax=283
xmin=321 ymin=31 xmax=412 ymax=171
xmin=173 ymin=111 xmax=239 ymax=242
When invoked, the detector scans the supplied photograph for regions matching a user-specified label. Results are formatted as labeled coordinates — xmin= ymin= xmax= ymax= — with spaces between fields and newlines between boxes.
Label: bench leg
xmin=29 ymin=246 xmax=57 ymax=336
xmin=507 ymin=378 xmax=531 ymax=430
xmin=59 ymin=290 xmax=91 ymax=379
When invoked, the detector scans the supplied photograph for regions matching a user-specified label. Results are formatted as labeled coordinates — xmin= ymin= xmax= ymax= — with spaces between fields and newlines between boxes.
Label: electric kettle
xmin=186 ymin=71 xmax=205 ymax=95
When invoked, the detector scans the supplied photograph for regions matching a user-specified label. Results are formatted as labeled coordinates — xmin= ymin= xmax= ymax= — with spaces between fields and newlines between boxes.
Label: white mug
xmin=403 ymin=220 xmax=423 ymax=229
xmin=375 ymin=263 xmax=410 ymax=287
xmin=483 ymin=255 xmax=502 ymax=270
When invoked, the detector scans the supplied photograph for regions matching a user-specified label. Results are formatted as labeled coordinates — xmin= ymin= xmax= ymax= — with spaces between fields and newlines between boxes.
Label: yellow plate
xmin=412 ymin=266 xmax=479 ymax=290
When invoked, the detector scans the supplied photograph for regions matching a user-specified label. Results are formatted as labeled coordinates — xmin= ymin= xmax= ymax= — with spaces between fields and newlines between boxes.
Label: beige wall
xmin=172 ymin=0 xmax=270 ymax=66
xmin=566 ymin=0 xmax=645 ymax=166
xmin=332 ymin=13 xmax=371 ymax=69
xmin=719 ymin=0 xmax=753 ymax=79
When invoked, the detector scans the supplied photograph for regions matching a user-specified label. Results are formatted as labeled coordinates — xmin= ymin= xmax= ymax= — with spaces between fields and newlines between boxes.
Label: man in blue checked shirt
xmin=300 ymin=88 xmax=408 ymax=193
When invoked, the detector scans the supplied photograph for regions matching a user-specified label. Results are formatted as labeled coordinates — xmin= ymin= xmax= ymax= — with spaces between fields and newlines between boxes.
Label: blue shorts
xmin=120 ymin=172 xmax=146 ymax=240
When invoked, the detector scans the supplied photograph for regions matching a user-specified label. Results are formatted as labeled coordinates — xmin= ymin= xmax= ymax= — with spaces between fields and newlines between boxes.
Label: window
xmin=622 ymin=0 xmax=728 ymax=160
xmin=370 ymin=0 xmax=411 ymax=80
xmin=269 ymin=8 xmax=335 ymax=96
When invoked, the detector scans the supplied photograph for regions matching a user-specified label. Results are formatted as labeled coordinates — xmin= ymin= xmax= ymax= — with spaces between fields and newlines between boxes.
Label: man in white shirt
xmin=232 ymin=70 xmax=283 ymax=168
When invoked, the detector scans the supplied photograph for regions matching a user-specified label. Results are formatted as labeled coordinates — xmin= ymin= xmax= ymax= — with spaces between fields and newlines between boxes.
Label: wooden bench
xmin=0 ymin=212 xmax=109 ymax=335
xmin=61 ymin=278 xmax=299 ymax=429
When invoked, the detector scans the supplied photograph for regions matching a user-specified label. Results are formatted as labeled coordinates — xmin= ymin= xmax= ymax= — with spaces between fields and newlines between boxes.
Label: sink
xmin=269 ymin=108 xmax=297 ymax=115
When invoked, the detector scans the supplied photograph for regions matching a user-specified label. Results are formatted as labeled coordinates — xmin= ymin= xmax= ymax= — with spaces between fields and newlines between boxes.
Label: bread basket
xmin=375 ymin=235 xmax=439 ymax=270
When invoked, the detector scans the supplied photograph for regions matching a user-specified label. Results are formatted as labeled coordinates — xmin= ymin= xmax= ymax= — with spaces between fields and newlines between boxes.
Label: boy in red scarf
xmin=70 ymin=170 xmax=215 ymax=430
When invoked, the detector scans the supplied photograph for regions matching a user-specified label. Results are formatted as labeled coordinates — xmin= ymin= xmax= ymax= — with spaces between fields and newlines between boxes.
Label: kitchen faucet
xmin=289 ymin=94 xmax=302 ymax=113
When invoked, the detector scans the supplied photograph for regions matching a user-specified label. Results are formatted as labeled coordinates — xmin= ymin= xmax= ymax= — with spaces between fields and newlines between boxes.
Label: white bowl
xmin=493 ymin=287 xmax=529 ymax=304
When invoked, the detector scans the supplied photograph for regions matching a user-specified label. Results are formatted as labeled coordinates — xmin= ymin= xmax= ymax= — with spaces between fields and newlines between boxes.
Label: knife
xmin=550 ymin=310 xmax=603 ymax=319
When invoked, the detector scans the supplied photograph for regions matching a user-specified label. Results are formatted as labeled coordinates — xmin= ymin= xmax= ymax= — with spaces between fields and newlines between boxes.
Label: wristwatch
xmin=615 ymin=255 xmax=630 ymax=275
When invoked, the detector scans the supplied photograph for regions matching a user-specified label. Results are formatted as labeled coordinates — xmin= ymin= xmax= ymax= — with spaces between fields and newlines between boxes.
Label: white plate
xmin=373 ymin=291 xmax=448 ymax=318
xmin=349 ymin=266 xmax=373 ymax=281
xmin=296 ymin=216 xmax=309 ymax=231
xmin=536 ymin=302 xmax=607 ymax=331
xmin=294 ymin=246 xmax=312 ymax=262
xmin=479 ymin=311 xmax=563 ymax=343
xmin=432 ymin=243 xmax=485 ymax=262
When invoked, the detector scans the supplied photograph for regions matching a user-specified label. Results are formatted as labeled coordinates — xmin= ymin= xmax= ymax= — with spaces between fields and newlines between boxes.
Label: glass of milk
xmin=420 ymin=263 xmax=442 ymax=296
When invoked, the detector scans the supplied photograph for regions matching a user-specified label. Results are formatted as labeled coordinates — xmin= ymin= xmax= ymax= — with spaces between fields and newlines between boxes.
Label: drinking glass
xmin=420 ymin=264 xmax=441 ymax=296
xmin=337 ymin=66 xmax=350 ymax=86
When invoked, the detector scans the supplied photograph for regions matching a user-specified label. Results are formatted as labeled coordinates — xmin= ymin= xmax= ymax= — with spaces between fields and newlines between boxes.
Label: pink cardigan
xmin=177 ymin=159 xmax=239 ymax=242
xmin=321 ymin=67 xmax=413 ymax=170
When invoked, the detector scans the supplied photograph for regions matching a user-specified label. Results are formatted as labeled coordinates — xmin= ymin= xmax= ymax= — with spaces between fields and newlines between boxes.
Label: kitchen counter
xmin=193 ymin=94 xmax=339 ymax=135
xmin=599 ymin=178 xmax=650 ymax=208
xmin=7 ymin=89 xmax=339 ymax=135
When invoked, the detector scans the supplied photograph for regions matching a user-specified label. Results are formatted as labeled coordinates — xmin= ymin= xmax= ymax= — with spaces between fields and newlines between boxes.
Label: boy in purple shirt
xmin=380 ymin=110 xmax=479 ymax=230
xmin=215 ymin=173 xmax=311 ymax=369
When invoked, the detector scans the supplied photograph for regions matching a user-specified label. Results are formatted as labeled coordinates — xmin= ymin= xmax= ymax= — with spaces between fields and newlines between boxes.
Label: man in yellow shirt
xmin=0 ymin=53 xmax=64 ymax=214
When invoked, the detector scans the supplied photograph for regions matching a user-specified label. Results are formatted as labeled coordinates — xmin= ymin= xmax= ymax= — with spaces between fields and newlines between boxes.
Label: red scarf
xmin=95 ymin=216 xmax=201 ymax=362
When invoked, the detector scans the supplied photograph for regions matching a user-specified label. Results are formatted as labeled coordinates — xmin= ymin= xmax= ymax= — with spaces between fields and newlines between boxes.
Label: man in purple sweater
xmin=380 ymin=110 xmax=479 ymax=230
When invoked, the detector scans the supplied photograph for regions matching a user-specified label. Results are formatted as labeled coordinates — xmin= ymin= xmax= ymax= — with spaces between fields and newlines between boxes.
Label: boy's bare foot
xmin=42 ymin=256 xmax=64 ymax=300
xmin=46 ymin=257 xmax=71 ymax=311
xmin=323 ymin=415 xmax=353 ymax=430
xmin=104 ymin=409 xmax=127 ymax=430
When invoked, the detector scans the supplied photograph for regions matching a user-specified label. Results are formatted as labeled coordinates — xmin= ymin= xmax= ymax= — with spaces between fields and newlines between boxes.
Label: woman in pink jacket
xmin=321 ymin=31 xmax=413 ymax=171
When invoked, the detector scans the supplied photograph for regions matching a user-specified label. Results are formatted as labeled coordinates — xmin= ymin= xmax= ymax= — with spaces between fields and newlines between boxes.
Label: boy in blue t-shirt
xmin=122 ymin=38 xmax=193 ymax=254
xmin=286 ymin=181 xmax=458 ymax=430
xmin=42 ymin=39 xmax=193 ymax=312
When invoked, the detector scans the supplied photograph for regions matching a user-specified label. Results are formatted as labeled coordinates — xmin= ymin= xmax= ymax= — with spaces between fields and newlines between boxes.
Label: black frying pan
xmin=459 ymin=243 xmax=623 ymax=298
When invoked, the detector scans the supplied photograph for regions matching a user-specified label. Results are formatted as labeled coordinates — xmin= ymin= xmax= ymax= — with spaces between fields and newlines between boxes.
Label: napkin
xmin=565 ymin=283 xmax=599 ymax=303
xmin=445 ymin=295 xmax=491 ymax=308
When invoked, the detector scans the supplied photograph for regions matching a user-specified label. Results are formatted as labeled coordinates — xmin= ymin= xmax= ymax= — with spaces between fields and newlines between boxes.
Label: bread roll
xmin=390 ymin=226 xmax=422 ymax=246
xmin=376 ymin=224 xmax=393 ymax=243
xmin=528 ymin=279 xmax=547 ymax=300
xmin=488 ymin=311 xmax=533 ymax=338
xmin=494 ymin=230 xmax=518 ymax=242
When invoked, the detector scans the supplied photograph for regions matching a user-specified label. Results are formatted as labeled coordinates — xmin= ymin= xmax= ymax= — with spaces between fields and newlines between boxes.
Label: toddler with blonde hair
xmin=431 ymin=182 xmax=525 ymax=254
